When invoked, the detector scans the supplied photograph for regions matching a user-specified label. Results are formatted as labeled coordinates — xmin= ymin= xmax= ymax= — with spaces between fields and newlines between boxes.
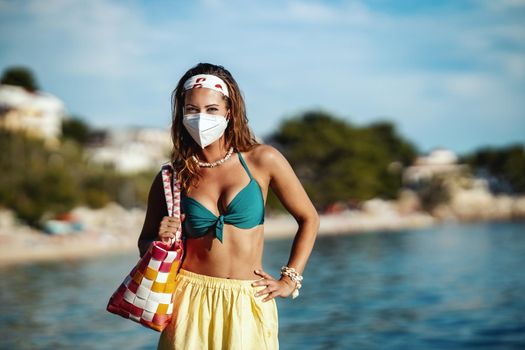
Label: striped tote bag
xmin=106 ymin=162 xmax=184 ymax=332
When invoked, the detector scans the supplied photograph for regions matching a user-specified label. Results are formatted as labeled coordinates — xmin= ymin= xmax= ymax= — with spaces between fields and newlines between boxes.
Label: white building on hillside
xmin=0 ymin=84 xmax=66 ymax=148
xmin=402 ymin=148 xmax=469 ymax=185
xmin=86 ymin=126 xmax=172 ymax=174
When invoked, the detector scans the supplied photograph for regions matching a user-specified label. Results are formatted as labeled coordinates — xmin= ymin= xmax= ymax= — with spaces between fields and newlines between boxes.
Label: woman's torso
xmin=180 ymin=147 xmax=269 ymax=280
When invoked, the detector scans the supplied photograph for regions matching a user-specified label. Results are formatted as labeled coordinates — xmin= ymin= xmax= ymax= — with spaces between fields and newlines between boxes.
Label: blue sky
xmin=1 ymin=0 xmax=524 ymax=154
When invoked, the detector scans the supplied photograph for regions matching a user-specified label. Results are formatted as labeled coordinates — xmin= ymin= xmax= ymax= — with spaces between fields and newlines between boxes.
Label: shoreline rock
xmin=1 ymin=194 xmax=524 ymax=267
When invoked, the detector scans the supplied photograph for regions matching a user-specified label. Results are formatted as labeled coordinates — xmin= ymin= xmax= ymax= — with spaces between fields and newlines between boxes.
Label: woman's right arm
xmin=137 ymin=171 xmax=168 ymax=258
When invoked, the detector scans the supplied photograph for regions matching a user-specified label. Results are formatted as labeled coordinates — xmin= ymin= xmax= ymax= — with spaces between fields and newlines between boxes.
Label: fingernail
xmin=255 ymin=269 xmax=259 ymax=273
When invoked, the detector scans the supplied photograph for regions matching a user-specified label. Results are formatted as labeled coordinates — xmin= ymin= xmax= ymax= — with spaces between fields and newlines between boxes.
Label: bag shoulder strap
xmin=160 ymin=162 xmax=182 ymax=242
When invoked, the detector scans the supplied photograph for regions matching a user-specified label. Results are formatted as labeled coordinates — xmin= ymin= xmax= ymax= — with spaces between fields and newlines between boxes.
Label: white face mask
xmin=182 ymin=113 xmax=229 ymax=148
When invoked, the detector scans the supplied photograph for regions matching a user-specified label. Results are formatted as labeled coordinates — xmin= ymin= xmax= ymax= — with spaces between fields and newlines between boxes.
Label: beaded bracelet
xmin=280 ymin=266 xmax=303 ymax=299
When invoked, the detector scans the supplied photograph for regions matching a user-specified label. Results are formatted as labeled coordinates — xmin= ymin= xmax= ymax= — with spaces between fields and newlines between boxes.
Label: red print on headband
xmin=192 ymin=77 xmax=206 ymax=89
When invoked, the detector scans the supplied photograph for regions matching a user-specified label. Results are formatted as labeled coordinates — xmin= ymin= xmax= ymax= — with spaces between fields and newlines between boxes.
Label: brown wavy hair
xmin=169 ymin=63 xmax=259 ymax=192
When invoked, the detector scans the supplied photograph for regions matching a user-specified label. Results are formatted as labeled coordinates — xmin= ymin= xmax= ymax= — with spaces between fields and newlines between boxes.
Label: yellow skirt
xmin=157 ymin=268 xmax=279 ymax=350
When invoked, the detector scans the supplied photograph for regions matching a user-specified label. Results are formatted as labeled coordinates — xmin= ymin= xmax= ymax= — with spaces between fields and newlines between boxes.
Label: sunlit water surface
xmin=1 ymin=221 xmax=524 ymax=349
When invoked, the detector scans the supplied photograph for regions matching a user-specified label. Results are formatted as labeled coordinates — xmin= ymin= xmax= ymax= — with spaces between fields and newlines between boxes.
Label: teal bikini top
xmin=181 ymin=150 xmax=265 ymax=243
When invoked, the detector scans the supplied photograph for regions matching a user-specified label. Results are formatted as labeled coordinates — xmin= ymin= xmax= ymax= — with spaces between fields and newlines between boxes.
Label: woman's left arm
xmin=252 ymin=145 xmax=320 ymax=302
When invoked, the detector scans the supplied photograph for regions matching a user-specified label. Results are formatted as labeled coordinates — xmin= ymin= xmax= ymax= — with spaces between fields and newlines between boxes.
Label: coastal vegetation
xmin=1 ymin=67 xmax=524 ymax=229
xmin=1 ymin=114 xmax=524 ymax=229
xmin=0 ymin=66 xmax=40 ymax=92
xmin=266 ymin=111 xmax=418 ymax=210
xmin=461 ymin=145 xmax=525 ymax=194
xmin=0 ymin=129 xmax=156 ymax=228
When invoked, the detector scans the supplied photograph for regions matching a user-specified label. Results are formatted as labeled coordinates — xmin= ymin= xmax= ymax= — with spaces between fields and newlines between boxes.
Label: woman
xmin=138 ymin=63 xmax=319 ymax=350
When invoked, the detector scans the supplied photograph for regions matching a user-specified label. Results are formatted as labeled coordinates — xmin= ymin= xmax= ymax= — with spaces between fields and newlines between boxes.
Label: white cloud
xmin=1 ymin=0 xmax=523 ymax=153
xmin=2 ymin=0 xmax=160 ymax=79
xmin=286 ymin=1 xmax=339 ymax=22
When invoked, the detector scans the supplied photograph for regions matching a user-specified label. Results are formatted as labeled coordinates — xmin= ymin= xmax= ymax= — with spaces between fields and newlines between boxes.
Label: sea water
xmin=1 ymin=220 xmax=524 ymax=349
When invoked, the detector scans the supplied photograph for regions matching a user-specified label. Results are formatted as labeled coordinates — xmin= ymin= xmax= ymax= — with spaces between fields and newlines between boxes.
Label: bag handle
xmin=161 ymin=162 xmax=182 ymax=246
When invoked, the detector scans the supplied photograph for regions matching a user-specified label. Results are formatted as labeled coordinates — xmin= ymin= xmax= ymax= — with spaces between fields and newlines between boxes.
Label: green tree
xmin=460 ymin=144 xmax=525 ymax=193
xmin=266 ymin=110 xmax=418 ymax=210
xmin=61 ymin=115 xmax=91 ymax=145
xmin=1 ymin=66 xmax=40 ymax=92
xmin=0 ymin=129 xmax=155 ymax=228
xmin=0 ymin=130 xmax=79 ymax=226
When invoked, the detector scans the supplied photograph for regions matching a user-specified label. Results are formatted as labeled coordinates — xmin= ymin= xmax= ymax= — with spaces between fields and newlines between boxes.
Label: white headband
xmin=183 ymin=74 xmax=230 ymax=97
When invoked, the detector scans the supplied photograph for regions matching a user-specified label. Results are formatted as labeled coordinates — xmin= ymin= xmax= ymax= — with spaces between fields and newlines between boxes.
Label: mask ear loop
xmin=222 ymin=110 xmax=233 ymax=153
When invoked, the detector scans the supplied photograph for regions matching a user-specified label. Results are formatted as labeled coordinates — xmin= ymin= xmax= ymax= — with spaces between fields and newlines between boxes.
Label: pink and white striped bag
xmin=106 ymin=162 xmax=184 ymax=332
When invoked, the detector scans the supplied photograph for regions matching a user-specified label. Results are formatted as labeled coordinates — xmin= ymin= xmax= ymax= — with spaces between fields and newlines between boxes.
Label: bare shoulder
xmin=244 ymin=144 xmax=292 ymax=183
xmin=247 ymin=144 xmax=287 ymax=168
